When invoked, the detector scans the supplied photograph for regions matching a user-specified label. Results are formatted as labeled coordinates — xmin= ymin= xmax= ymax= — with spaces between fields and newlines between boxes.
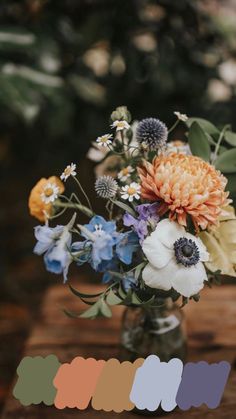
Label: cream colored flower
xmin=166 ymin=140 xmax=191 ymax=155
xmin=121 ymin=182 xmax=141 ymax=202
xmin=60 ymin=163 xmax=76 ymax=182
xmin=96 ymin=134 xmax=113 ymax=147
xmin=174 ymin=111 xmax=188 ymax=122
xmin=142 ymin=219 xmax=209 ymax=298
xmin=41 ymin=182 xmax=60 ymax=204
xmin=118 ymin=166 xmax=134 ymax=182
xmin=111 ymin=120 xmax=130 ymax=131
xmin=200 ymin=205 xmax=236 ymax=277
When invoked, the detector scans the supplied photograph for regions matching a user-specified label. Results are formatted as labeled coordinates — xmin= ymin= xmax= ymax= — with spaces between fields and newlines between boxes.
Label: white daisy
xmin=96 ymin=134 xmax=113 ymax=147
xmin=121 ymin=182 xmax=141 ymax=202
xmin=60 ymin=163 xmax=77 ymax=182
xmin=118 ymin=165 xmax=134 ymax=182
xmin=111 ymin=120 xmax=130 ymax=131
xmin=142 ymin=219 xmax=209 ymax=298
xmin=41 ymin=182 xmax=60 ymax=204
xmin=174 ymin=111 xmax=188 ymax=122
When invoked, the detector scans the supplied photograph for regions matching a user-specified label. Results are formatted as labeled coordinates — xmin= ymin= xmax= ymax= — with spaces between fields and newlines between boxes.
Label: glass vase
xmin=120 ymin=300 xmax=187 ymax=415
xmin=120 ymin=299 xmax=187 ymax=363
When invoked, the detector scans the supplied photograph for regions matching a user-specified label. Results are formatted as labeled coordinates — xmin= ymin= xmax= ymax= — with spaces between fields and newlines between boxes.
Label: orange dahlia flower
xmin=138 ymin=153 xmax=231 ymax=230
xmin=29 ymin=176 xmax=64 ymax=222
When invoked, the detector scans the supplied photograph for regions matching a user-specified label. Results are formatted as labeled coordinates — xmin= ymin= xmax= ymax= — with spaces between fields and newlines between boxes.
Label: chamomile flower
xmin=60 ymin=163 xmax=77 ymax=182
xmin=96 ymin=134 xmax=113 ymax=147
xmin=118 ymin=166 xmax=134 ymax=182
xmin=41 ymin=182 xmax=60 ymax=204
xmin=121 ymin=182 xmax=141 ymax=202
xmin=111 ymin=120 xmax=130 ymax=131
xmin=174 ymin=111 xmax=188 ymax=122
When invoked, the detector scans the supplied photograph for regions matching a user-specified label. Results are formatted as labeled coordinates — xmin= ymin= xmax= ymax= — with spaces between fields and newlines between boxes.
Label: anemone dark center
xmin=173 ymin=237 xmax=200 ymax=267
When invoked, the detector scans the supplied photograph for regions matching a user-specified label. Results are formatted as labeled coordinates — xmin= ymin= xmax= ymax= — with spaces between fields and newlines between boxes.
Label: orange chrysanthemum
xmin=138 ymin=153 xmax=231 ymax=230
xmin=28 ymin=176 xmax=64 ymax=222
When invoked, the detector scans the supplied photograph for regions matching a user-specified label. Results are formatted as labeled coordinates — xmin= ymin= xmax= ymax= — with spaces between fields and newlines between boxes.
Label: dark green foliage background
xmin=0 ymin=0 xmax=236 ymax=173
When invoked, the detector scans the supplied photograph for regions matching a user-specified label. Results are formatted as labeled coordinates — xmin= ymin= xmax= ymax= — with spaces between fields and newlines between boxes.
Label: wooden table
xmin=2 ymin=283 xmax=236 ymax=418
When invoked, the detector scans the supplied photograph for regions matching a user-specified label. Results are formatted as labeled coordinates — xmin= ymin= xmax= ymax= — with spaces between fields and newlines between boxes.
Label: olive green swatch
xmin=13 ymin=355 xmax=61 ymax=406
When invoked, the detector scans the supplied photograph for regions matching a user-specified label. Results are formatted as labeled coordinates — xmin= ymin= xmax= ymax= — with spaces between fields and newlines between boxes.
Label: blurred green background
xmin=1 ymin=0 xmax=236 ymax=411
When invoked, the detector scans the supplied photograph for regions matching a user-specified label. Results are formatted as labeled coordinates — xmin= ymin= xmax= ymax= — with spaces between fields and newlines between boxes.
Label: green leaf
xmin=63 ymin=309 xmax=79 ymax=318
xmin=100 ymin=300 xmax=112 ymax=318
xmin=79 ymin=301 xmax=101 ymax=319
xmin=131 ymin=293 xmax=142 ymax=305
xmin=224 ymin=131 xmax=236 ymax=147
xmin=69 ymin=285 xmax=103 ymax=299
xmin=186 ymin=118 xmax=219 ymax=136
xmin=215 ymin=149 xmax=236 ymax=173
xmin=226 ymin=173 xmax=236 ymax=193
xmin=111 ymin=199 xmax=136 ymax=216
xmin=188 ymin=122 xmax=211 ymax=161
xmin=106 ymin=290 xmax=122 ymax=306
xmin=134 ymin=262 xmax=146 ymax=281
xmin=118 ymin=285 xmax=127 ymax=300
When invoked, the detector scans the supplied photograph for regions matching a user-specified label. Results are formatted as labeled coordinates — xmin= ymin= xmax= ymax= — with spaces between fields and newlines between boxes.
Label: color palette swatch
xmin=13 ymin=355 xmax=231 ymax=412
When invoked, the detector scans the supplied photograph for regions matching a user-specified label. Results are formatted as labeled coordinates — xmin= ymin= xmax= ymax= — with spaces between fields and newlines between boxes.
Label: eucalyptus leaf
xmin=224 ymin=131 xmax=236 ymax=147
xmin=215 ymin=149 xmax=236 ymax=173
xmin=188 ymin=122 xmax=211 ymax=161
xmin=186 ymin=118 xmax=219 ymax=136
xmin=106 ymin=290 xmax=122 ymax=306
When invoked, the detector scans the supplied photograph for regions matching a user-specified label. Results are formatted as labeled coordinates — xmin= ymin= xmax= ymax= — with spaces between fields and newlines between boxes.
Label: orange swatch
xmin=91 ymin=358 xmax=144 ymax=412
xmin=53 ymin=357 xmax=105 ymax=409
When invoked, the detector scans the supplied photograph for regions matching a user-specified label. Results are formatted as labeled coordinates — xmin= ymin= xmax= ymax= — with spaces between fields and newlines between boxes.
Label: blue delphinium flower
xmin=34 ymin=215 xmax=75 ymax=283
xmin=116 ymin=231 xmax=140 ymax=264
xmin=74 ymin=215 xmax=119 ymax=270
xmin=123 ymin=203 xmax=159 ymax=242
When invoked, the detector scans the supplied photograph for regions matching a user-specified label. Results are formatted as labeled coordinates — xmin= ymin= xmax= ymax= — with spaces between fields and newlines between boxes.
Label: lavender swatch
xmin=176 ymin=361 xmax=231 ymax=410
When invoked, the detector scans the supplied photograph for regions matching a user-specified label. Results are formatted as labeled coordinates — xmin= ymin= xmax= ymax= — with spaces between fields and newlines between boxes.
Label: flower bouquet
xmin=29 ymin=106 xmax=236 ymax=361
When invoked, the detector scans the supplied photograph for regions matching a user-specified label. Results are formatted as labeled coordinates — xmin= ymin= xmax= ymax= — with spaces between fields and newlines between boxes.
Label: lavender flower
xmin=123 ymin=203 xmax=160 ymax=242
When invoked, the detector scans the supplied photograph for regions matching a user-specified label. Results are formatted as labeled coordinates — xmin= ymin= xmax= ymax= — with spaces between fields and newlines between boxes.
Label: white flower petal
xmin=142 ymin=234 xmax=174 ymax=268
xmin=171 ymin=261 xmax=207 ymax=298
xmin=152 ymin=219 xmax=186 ymax=248
xmin=142 ymin=263 xmax=172 ymax=291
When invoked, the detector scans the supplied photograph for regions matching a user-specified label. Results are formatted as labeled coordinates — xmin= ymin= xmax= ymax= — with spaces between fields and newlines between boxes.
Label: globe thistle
xmin=95 ymin=176 xmax=118 ymax=199
xmin=136 ymin=117 xmax=168 ymax=151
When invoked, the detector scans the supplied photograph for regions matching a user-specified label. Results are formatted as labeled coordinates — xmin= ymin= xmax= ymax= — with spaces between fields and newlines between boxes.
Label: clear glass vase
xmin=120 ymin=299 xmax=187 ymax=363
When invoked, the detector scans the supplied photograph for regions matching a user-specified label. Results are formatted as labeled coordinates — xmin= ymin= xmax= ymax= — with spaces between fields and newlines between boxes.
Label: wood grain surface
xmin=2 ymin=283 xmax=236 ymax=419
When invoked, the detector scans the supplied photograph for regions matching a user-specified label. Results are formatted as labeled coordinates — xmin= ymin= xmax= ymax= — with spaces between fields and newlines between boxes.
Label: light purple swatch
xmin=129 ymin=355 xmax=183 ymax=412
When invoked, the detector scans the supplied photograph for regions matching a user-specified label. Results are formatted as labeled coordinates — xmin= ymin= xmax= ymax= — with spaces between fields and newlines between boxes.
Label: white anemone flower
xmin=121 ymin=182 xmax=141 ymax=202
xmin=174 ymin=111 xmax=188 ymax=122
xmin=111 ymin=120 xmax=130 ymax=131
xmin=60 ymin=163 xmax=77 ymax=182
xmin=142 ymin=219 xmax=209 ymax=298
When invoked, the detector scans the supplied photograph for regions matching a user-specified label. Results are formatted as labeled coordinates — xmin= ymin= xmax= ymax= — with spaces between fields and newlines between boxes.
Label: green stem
xmin=168 ymin=119 xmax=179 ymax=134
xmin=211 ymin=124 xmax=230 ymax=164
xmin=54 ymin=201 xmax=94 ymax=218
xmin=72 ymin=176 xmax=93 ymax=211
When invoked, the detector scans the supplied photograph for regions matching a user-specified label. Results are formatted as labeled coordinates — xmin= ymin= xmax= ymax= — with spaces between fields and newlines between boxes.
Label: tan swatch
xmin=92 ymin=358 xmax=144 ymax=412
xmin=53 ymin=357 xmax=105 ymax=409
